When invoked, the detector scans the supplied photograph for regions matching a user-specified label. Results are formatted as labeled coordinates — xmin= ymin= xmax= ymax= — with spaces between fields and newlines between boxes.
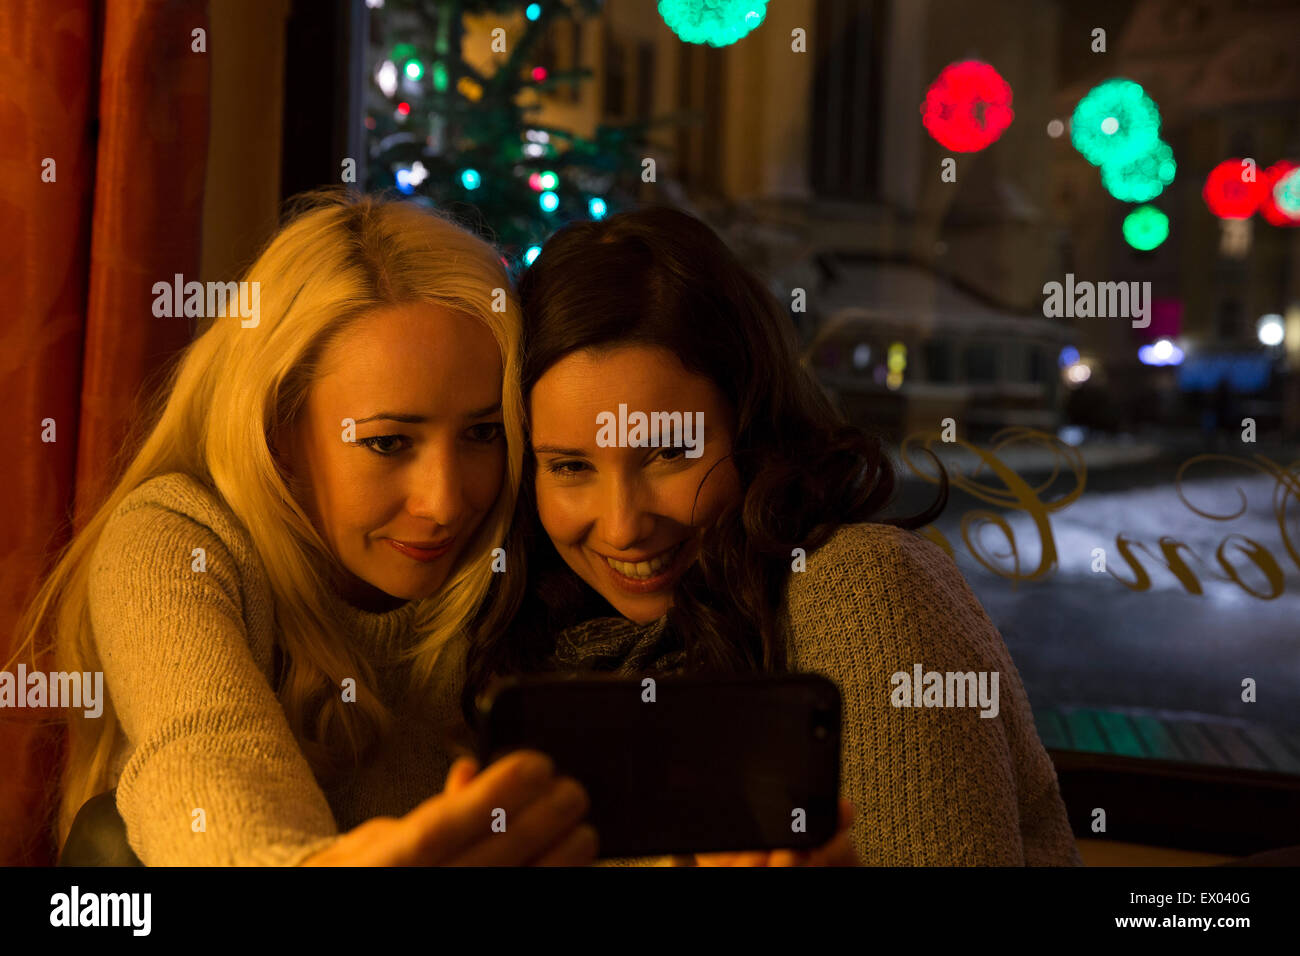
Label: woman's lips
xmin=596 ymin=541 xmax=692 ymax=595
xmin=387 ymin=538 xmax=455 ymax=562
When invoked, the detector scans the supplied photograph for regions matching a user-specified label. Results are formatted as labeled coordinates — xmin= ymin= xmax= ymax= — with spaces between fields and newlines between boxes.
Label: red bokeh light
xmin=396 ymin=102 xmax=411 ymax=116
xmin=920 ymin=60 xmax=1015 ymax=152
xmin=532 ymin=66 xmax=547 ymax=82
xmin=1202 ymin=159 xmax=1266 ymax=219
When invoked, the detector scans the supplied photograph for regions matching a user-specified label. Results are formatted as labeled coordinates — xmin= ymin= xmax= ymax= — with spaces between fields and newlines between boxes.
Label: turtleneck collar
xmin=320 ymin=584 xmax=422 ymax=663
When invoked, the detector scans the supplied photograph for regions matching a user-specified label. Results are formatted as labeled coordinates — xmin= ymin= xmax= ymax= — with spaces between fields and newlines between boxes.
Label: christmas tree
xmin=365 ymin=0 xmax=654 ymax=271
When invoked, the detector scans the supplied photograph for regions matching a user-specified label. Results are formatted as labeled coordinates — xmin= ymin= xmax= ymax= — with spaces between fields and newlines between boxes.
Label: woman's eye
xmin=358 ymin=435 xmax=409 ymax=456
xmin=657 ymin=446 xmax=686 ymax=463
xmin=546 ymin=460 xmax=588 ymax=477
xmin=467 ymin=422 xmax=505 ymax=443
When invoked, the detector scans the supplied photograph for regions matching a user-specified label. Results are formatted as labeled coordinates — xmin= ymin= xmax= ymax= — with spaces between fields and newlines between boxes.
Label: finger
xmin=838 ymin=799 xmax=855 ymax=831
xmin=443 ymin=755 xmax=480 ymax=794
xmin=408 ymin=751 xmax=557 ymax=861
xmin=530 ymin=824 xmax=599 ymax=867
xmin=452 ymin=775 xmax=590 ymax=866
xmin=767 ymin=849 xmax=807 ymax=867
xmin=807 ymin=830 xmax=857 ymax=867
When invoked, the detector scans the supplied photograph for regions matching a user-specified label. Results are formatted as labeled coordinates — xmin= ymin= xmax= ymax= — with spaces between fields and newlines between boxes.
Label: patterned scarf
xmin=546 ymin=614 xmax=687 ymax=676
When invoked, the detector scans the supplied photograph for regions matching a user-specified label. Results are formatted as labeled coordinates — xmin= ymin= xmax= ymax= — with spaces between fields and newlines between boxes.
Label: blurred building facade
xmin=495 ymin=0 xmax=1300 ymax=442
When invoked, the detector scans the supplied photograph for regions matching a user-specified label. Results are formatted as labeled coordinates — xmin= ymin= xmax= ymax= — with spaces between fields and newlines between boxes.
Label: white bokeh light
xmin=1258 ymin=313 xmax=1284 ymax=346
xmin=377 ymin=60 xmax=398 ymax=97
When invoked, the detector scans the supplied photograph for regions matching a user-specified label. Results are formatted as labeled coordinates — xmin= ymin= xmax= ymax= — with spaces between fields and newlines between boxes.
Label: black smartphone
xmin=476 ymin=672 xmax=842 ymax=859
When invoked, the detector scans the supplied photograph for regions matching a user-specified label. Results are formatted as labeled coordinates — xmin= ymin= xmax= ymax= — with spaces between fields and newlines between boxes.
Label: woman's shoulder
xmin=104 ymin=472 xmax=252 ymax=552
xmin=782 ymin=521 xmax=1002 ymax=668
xmin=92 ymin=472 xmax=263 ymax=595
xmin=789 ymin=521 xmax=958 ymax=597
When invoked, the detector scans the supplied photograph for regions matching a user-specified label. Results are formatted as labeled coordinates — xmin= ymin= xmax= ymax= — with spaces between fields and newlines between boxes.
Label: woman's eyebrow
xmin=532 ymin=443 xmax=588 ymax=456
xmin=354 ymin=412 xmax=426 ymax=425
xmin=354 ymin=402 xmax=501 ymax=426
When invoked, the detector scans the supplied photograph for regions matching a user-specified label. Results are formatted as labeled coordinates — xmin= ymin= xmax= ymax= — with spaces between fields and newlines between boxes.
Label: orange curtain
xmin=0 ymin=0 xmax=209 ymax=865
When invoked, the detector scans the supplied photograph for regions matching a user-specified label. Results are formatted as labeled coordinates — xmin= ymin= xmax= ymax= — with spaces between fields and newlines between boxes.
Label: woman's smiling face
xmin=529 ymin=345 xmax=743 ymax=624
xmin=283 ymin=301 xmax=507 ymax=611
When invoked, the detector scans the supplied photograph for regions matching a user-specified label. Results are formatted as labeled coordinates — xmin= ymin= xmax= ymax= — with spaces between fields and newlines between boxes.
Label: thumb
xmin=443 ymin=754 xmax=480 ymax=793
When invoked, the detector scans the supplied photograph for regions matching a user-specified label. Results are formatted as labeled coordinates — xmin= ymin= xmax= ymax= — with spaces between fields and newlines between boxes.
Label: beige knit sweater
xmin=86 ymin=473 xmax=471 ymax=866
xmin=86 ymin=473 xmax=1080 ymax=866
xmin=776 ymin=522 xmax=1081 ymax=865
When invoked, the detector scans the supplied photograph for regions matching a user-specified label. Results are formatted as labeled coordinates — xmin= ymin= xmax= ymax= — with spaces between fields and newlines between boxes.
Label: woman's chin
xmin=604 ymin=595 xmax=672 ymax=625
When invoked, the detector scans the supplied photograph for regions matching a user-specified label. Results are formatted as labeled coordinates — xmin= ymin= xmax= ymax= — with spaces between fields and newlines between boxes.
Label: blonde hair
xmin=5 ymin=189 xmax=525 ymax=849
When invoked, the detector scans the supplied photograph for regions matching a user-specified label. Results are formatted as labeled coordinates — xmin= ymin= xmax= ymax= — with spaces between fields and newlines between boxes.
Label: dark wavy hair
xmin=461 ymin=205 xmax=948 ymax=729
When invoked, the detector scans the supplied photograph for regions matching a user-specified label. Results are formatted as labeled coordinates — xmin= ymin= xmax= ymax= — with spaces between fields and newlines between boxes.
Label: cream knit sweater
xmin=86 ymin=473 xmax=471 ymax=866
xmin=85 ymin=473 xmax=1080 ymax=866
xmin=776 ymin=521 xmax=1081 ymax=865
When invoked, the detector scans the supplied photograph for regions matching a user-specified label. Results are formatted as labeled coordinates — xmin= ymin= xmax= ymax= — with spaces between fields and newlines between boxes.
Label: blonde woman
xmin=7 ymin=191 xmax=595 ymax=866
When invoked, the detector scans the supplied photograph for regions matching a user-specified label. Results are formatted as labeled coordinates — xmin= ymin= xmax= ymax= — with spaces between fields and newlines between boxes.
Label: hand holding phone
xmin=694 ymin=798 xmax=859 ymax=866
xmin=302 ymin=750 xmax=597 ymax=866
xmin=478 ymin=673 xmax=843 ymax=859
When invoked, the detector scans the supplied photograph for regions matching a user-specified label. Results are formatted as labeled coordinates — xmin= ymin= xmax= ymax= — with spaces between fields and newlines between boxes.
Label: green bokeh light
xmin=658 ymin=0 xmax=767 ymax=47
xmin=432 ymin=62 xmax=448 ymax=92
xmin=1071 ymin=79 xmax=1161 ymax=167
xmin=1277 ymin=168 xmax=1300 ymax=218
xmin=1123 ymin=205 xmax=1169 ymax=251
xmin=1101 ymin=139 xmax=1176 ymax=202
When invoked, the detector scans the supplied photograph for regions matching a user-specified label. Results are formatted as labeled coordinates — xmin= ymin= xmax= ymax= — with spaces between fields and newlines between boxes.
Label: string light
xmin=659 ymin=0 xmax=767 ymax=47
xmin=1261 ymin=162 xmax=1300 ymax=226
xmin=1070 ymin=79 xmax=1161 ymax=167
xmin=920 ymin=61 xmax=1015 ymax=152
xmin=1122 ymin=205 xmax=1169 ymax=251
xmin=1277 ymin=168 xmax=1300 ymax=218
xmin=1203 ymin=159 xmax=1264 ymax=219
xmin=1101 ymin=139 xmax=1175 ymax=202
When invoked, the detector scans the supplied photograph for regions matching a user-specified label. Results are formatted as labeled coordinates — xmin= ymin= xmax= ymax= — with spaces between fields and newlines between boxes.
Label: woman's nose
xmin=599 ymin=476 xmax=654 ymax=552
xmin=406 ymin=448 xmax=467 ymax=528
